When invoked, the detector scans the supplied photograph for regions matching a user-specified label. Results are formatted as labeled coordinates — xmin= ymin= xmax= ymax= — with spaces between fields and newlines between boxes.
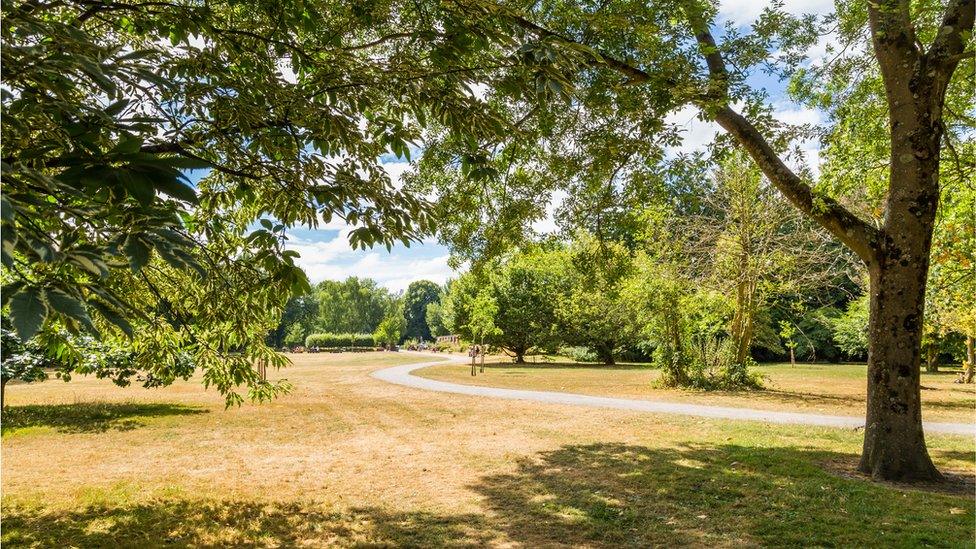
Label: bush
xmin=559 ymin=346 xmax=599 ymax=363
xmin=305 ymin=333 xmax=374 ymax=348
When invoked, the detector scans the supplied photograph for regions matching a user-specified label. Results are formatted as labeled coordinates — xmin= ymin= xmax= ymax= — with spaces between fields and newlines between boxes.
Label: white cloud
xmin=665 ymin=105 xmax=721 ymax=155
xmin=532 ymin=189 xmax=567 ymax=234
xmin=285 ymin=230 xmax=455 ymax=291
xmin=773 ymin=105 xmax=823 ymax=126
xmin=382 ymin=161 xmax=412 ymax=189
xmin=719 ymin=0 xmax=834 ymax=27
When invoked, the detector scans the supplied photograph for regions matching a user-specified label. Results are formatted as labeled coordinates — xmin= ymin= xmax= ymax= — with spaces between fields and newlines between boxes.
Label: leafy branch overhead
xmin=0 ymin=0 xmax=517 ymax=403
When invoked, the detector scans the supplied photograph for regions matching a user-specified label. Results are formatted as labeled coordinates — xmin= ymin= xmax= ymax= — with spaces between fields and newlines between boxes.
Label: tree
xmin=442 ymin=273 xmax=482 ymax=342
xmin=267 ymin=294 xmax=320 ymax=348
xmin=1 ymin=0 xmax=505 ymax=405
xmin=425 ymin=282 xmax=455 ymax=337
xmin=373 ymin=305 xmax=407 ymax=348
xmin=315 ymin=278 xmax=393 ymax=334
xmin=1 ymin=327 xmax=49 ymax=407
xmin=778 ymin=321 xmax=798 ymax=367
xmin=402 ymin=280 xmax=442 ymax=342
xmin=410 ymin=0 xmax=972 ymax=481
xmin=467 ymin=290 xmax=502 ymax=349
xmin=481 ymin=248 xmax=567 ymax=362
xmin=689 ymin=152 xmax=851 ymax=380
xmin=1 ymin=323 xmax=193 ymax=407
xmin=555 ymin=235 xmax=638 ymax=365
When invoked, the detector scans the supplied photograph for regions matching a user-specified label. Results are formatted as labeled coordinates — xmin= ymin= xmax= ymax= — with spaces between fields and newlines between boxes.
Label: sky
xmin=286 ymin=0 xmax=837 ymax=292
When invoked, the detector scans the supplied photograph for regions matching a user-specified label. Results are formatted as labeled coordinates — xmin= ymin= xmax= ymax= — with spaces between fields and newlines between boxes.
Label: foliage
xmin=1 ymin=327 xmax=51 ymax=390
xmin=558 ymin=346 xmax=598 ymax=363
xmin=554 ymin=236 xmax=638 ymax=365
xmin=373 ymin=305 xmax=407 ymax=348
xmin=267 ymin=296 xmax=320 ymax=348
xmin=305 ymin=333 xmax=374 ymax=349
xmin=466 ymin=290 xmax=502 ymax=347
xmin=1 ymin=0 xmax=522 ymax=404
xmin=424 ymin=300 xmax=450 ymax=338
xmin=424 ymin=281 xmax=454 ymax=337
xmin=481 ymin=247 xmax=568 ymax=361
xmin=401 ymin=280 xmax=442 ymax=342
xmin=1 ymin=324 xmax=194 ymax=405
xmin=315 ymin=278 xmax=394 ymax=335
xmin=830 ymin=296 xmax=870 ymax=360
xmin=441 ymin=273 xmax=481 ymax=342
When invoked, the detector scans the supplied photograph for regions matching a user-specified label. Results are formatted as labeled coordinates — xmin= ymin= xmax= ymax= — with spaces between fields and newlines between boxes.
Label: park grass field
xmin=1 ymin=352 xmax=974 ymax=547
xmin=418 ymin=359 xmax=976 ymax=424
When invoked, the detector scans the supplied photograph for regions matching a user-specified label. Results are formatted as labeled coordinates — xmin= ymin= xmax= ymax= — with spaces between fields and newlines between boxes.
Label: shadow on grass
xmin=472 ymin=443 xmax=975 ymax=547
xmin=733 ymin=388 xmax=973 ymax=415
xmin=934 ymin=448 xmax=976 ymax=463
xmin=2 ymin=444 xmax=971 ymax=547
xmin=0 ymin=501 xmax=497 ymax=547
xmin=1 ymin=402 xmax=207 ymax=436
xmin=485 ymin=361 xmax=655 ymax=371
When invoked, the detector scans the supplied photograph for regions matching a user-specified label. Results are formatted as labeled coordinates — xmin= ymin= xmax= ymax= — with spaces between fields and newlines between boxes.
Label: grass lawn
xmin=417 ymin=359 xmax=976 ymax=423
xmin=1 ymin=352 xmax=973 ymax=547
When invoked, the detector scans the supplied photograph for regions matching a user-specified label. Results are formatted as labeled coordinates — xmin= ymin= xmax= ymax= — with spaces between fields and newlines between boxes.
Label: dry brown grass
xmin=417 ymin=359 xmax=976 ymax=423
xmin=2 ymin=352 xmax=973 ymax=547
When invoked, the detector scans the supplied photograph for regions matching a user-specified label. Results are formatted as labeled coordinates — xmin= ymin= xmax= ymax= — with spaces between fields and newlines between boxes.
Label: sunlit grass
xmin=2 ymin=352 xmax=973 ymax=547
xmin=418 ymin=360 xmax=976 ymax=423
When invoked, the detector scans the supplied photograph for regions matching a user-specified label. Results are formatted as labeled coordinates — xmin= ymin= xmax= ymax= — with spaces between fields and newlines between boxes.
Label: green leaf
xmin=123 ymin=236 xmax=151 ymax=272
xmin=91 ymin=301 xmax=134 ymax=338
xmin=154 ymin=176 xmax=198 ymax=204
xmin=0 ymin=196 xmax=13 ymax=223
xmin=46 ymin=288 xmax=98 ymax=334
xmin=9 ymin=287 xmax=48 ymax=340
xmin=113 ymin=134 xmax=143 ymax=154
xmin=118 ymin=169 xmax=155 ymax=207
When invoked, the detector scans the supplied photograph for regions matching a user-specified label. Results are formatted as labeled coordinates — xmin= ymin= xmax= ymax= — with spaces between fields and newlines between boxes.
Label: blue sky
xmin=284 ymin=0 xmax=836 ymax=291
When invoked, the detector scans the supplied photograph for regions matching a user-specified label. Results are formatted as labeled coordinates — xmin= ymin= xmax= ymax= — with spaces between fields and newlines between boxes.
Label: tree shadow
xmin=485 ymin=361 xmax=655 ymax=371
xmin=2 ymin=443 xmax=972 ymax=547
xmin=1 ymin=402 xmax=208 ymax=436
xmin=754 ymin=388 xmax=862 ymax=407
xmin=921 ymin=398 xmax=976 ymax=412
xmin=933 ymin=448 xmax=976 ymax=463
xmin=471 ymin=443 xmax=975 ymax=547
xmin=0 ymin=501 xmax=497 ymax=547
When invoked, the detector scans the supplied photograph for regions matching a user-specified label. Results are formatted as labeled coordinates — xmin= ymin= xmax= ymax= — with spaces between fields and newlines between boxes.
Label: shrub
xmin=559 ymin=346 xmax=599 ymax=363
xmin=305 ymin=333 xmax=374 ymax=348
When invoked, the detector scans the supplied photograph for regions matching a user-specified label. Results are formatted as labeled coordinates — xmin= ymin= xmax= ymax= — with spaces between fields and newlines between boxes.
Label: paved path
xmin=372 ymin=352 xmax=976 ymax=436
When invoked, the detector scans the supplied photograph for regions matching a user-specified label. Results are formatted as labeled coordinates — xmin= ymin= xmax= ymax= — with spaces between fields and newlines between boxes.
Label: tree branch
xmin=712 ymin=105 xmax=879 ymax=264
xmin=686 ymin=24 xmax=880 ymax=264
xmin=925 ymin=0 xmax=975 ymax=100
xmin=494 ymin=4 xmax=882 ymax=264
xmin=866 ymin=0 xmax=921 ymax=91
xmin=927 ymin=0 xmax=975 ymax=67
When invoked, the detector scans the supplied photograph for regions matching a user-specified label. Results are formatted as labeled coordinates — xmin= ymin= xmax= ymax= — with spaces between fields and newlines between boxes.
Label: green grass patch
xmin=1 ymin=402 xmax=207 ymax=437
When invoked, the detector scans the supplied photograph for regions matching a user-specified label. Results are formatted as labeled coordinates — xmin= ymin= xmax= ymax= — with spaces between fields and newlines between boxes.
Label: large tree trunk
xmin=860 ymin=261 xmax=941 ymax=480
xmin=858 ymin=104 xmax=943 ymax=480
xmin=1 ymin=377 xmax=6 ymax=408
xmin=691 ymin=0 xmax=973 ymax=482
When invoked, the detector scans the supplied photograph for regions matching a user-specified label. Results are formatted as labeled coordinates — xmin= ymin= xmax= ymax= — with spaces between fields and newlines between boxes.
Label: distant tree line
xmin=267 ymin=278 xmax=445 ymax=349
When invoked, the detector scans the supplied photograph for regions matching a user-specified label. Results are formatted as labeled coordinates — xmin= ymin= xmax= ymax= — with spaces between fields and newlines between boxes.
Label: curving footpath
xmin=372 ymin=352 xmax=976 ymax=436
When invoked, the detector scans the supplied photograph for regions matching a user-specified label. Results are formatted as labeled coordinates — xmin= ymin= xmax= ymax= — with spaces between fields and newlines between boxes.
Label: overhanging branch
xmin=494 ymin=3 xmax=881 ymax=264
